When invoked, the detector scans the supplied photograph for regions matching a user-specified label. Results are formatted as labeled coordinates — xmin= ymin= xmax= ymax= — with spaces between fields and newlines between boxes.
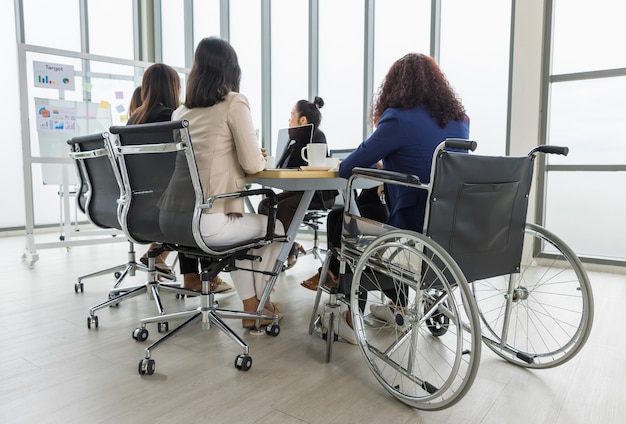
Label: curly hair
xmin=370 ymin=53 xmax=466 ymax=128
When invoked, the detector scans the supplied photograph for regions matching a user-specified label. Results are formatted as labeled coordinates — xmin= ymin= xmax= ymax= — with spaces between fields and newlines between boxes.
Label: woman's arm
xmin=338 ymin=112 xmax=400 ymax=179
xmin=228 ymin=94 xmax=265 ymax=174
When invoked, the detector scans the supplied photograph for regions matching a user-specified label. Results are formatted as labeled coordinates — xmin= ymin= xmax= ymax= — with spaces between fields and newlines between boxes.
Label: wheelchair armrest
xmin=351 ymin=167 xmax=420 ymax=185
xmin=203 ymin=188 xmax=280 ymax=243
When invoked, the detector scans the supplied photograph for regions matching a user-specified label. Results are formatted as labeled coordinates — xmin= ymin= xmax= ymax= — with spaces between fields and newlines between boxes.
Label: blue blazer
xmin=339 ymin=107 xmax=470 ymax=232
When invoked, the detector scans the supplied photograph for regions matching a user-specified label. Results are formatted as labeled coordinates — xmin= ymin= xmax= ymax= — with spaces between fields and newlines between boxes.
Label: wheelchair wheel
xmin=472 ymin=223 xmax=594 ymax=368
xmin=350 ymin=230 xmax=482 ymax=411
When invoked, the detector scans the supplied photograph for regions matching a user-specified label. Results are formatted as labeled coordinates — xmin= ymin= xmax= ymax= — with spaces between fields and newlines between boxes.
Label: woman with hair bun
xmin=258 ymin=96 xmax=336 ymax=270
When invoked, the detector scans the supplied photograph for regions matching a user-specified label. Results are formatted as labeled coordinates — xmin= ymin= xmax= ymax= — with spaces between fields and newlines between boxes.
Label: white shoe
xmin=370 ymin=303 xmax=405 ymax=327
xmin=323 ymin=311 xmax=357 ymax=345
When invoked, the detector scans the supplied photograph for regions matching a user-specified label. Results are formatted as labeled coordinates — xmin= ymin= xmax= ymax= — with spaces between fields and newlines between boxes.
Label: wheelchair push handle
xmin=530 ymin=145 xmax=569 ymax=156
xmin=444 ymin=138 xmax=477 ymax=152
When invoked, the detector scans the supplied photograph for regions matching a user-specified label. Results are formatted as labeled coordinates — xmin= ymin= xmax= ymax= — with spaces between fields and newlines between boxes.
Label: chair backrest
xmin=109 ymin=120 xmax=194 ymax=247
xmin=426 ymin=150 xmax=535 ymax=282
xmin=109 ymin=119 xmax=276 ymax=256
xmin=67 ymin=133 xmax=122 ymax=231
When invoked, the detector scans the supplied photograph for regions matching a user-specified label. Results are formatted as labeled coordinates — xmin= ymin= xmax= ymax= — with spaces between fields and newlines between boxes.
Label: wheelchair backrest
xmin=426 ymin=150 xmax=535 ymax=281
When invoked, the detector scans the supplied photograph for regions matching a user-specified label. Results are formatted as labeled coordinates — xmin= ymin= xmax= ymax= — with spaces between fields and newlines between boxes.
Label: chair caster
xmin=87 ymin=315 xmax=98 ymax=329
xmin=234 ymin=354 xmax=252 ymax=371
xmin=265 ymin=324 xmax=280 ymax=337
xmin=138 ymin=358 xmax=155 ymax=375
xmin=114 ymin=271 xmax=122 ymax=279
xmin=157 ymin=322 xmax=169 ymax=333
xmin=74 ymin=282 xmax=84 ymax=293
xmin=132 ymin=327 xmax=149 ymax=342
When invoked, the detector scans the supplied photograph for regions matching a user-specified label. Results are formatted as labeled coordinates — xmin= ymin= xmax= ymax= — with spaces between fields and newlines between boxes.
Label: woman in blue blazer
xmin=303 ymin=53 xmax=469 ymax=343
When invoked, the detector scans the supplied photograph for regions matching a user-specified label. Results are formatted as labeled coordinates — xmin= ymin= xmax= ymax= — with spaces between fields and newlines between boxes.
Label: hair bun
xmin=313 ymin=96 xmax=324 ymax=109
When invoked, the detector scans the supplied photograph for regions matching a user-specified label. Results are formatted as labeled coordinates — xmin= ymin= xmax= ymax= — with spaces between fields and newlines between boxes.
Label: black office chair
xmin=67 ymin=133 xmax=177 ymax=329
xmin=108 ymin=119 xmax=288 ymax=375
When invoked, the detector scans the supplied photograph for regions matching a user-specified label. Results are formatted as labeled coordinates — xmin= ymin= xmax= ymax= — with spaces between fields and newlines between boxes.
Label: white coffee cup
xmin=301 ymin=143 xmax=327 ymax=167
xmin=264 ymin=155 xmax=276 ymax=169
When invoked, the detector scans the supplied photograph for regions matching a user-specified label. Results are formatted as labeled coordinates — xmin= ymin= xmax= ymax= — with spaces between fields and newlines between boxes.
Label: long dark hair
xmin=370 ymin=53 xmax=466 ymax=128
xmin=128 ymin=86 xmax=142 ymax=117
xmin=131 ymin=63 xmax=180 ymax=124
xmin=185 ymin=37 xmax=242 ymax=108
xmin=295 ymin=96 xmax=324 ymax=127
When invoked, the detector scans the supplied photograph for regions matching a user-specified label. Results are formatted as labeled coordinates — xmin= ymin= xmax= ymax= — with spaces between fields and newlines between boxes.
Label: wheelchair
xmin=309 ymin=139 xmax=594 ymax=410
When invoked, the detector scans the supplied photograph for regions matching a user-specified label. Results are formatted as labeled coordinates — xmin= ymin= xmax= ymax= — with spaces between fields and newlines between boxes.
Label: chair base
xmin=85 ymin=257 xmax=180 ymax=329
xmin=74 ymin=241 xmax=152 ymax=293
xmin=133 ymin=281 xmax=281 ymax=375
xmin=303 ymin=215 xmax=326 ymax=265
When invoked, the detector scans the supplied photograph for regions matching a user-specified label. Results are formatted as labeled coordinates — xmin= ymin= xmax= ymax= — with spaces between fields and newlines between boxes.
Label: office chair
xmin=68 ymin=133 xmax=177 ymax=329
xmin=107 ymin=119 xmax=288 ymax=374
xmin=300 ymin=149 xmax=353 ymax=263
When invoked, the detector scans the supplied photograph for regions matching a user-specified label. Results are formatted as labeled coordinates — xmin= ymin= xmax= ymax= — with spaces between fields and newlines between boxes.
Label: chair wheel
xmin=138 ymin=359 xmax=155 ymax=375
xmin=114 ymin=271 xmax=122 ymax=279
xmin=265 ymin=324 xmax=280 ymax=337
xmin=132 ymin=327 xmax=149 ymax=341
xmin=234 ymin=354 xmax=252 ymax=371
xmin=157 ymin=322 xmax=169 ymax=333
xmin=74 ymin=282 xmax=83 ymax=293
xmin=87 ymin=315 xmax=98 ymax=329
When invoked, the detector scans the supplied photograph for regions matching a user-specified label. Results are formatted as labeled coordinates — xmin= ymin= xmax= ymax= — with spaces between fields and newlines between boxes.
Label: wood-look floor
xmin=1 ymin=230 xmax=624 ymax=424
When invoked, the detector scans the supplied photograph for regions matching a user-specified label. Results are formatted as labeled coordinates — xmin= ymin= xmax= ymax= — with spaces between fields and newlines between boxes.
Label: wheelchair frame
xmin=309 ymin=139 xmax=594 ymax=410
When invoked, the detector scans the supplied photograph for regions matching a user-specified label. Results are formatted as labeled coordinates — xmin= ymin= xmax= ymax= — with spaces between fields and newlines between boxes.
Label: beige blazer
xmin=165 ymin=92 xmax=265 ymax=215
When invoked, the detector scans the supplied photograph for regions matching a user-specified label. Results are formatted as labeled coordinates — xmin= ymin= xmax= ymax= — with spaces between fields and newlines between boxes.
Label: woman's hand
xmin=261 ymin=147 xmax=267 ymax=158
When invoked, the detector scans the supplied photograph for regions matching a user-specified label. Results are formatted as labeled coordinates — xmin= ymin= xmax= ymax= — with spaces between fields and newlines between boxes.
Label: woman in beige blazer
xmin=171 ymin=37 xmax=284 ymax=325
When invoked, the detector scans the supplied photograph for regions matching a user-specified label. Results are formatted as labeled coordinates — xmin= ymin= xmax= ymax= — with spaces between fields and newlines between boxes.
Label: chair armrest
xmin=203 ymin=188 xmax=280 ymax=242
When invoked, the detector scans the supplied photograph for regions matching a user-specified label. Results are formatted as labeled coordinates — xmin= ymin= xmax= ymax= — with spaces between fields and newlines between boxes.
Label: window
xmin=230 ymin=0 xmax=263 ymax=136
xmin=544 ymin=0 xmax=626 ymax=263
xmin=193 ymin=0 xmax=221 ymax=45
xmin=551 ymin=0 xmax=626 ymax=74
xmin=269 ymin=0 xmax=309 ymax=155
xmin=318 ymin=0 xmax=365 ymax=151
xmin=162 ymin=0 xmax=187 ymax=67
xmin=87 ymin=0 xmax=134 ymax=59
xmin=548 ymin=77 xmax=626 ymax=165
xmin=440 ymin=0 xmax=513 ymax=155
xmin=373 ymin=0 xmax=430 ymax=89
xmin=23 ymin=0 xmax=81 ymax=51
